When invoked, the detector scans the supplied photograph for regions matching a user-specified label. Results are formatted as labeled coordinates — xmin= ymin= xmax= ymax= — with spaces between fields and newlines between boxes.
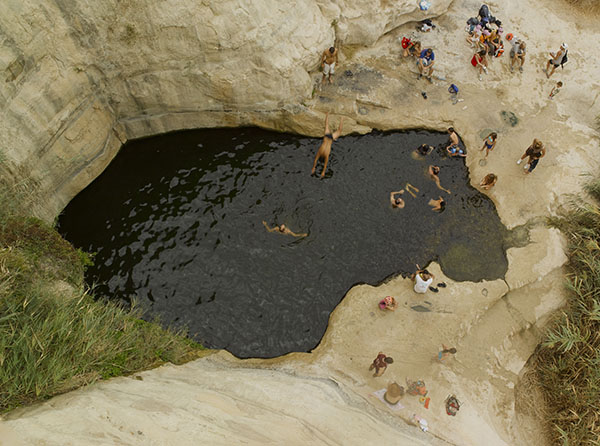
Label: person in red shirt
xmin=369 ymin=352 xmax=394 ymax=377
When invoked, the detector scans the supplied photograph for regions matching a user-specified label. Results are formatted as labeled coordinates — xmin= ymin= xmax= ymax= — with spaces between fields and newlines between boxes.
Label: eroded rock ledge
xmin=2 ymin=0 xmax=599 ymax=444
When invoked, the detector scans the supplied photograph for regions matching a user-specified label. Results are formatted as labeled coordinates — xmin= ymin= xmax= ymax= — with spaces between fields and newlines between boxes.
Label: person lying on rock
xmin=311 ymin=112 xmax=344 ymax=178
xmin=262 ymin=221 xmax=307 ymax=237
xmin=429 ymin=196 xmax=446 ymax=212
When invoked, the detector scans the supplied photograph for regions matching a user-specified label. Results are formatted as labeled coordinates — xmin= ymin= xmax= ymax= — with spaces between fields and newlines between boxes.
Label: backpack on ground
xmin=401 ymin=37 xmax=412 ymax=49
xmin=478 ymin=4 xmax=490 ymax=19
xmin=561 ymin=50 xmax=568 ymax=68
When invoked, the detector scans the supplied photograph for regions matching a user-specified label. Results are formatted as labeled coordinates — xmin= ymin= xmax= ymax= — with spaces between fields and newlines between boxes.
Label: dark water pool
xmin=58 ymin=128 xmax=509 ymax=358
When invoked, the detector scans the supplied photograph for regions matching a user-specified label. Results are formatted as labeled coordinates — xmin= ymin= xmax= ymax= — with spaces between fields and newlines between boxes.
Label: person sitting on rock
xmin=446 ymin=127 xmax=466 ymax=157
xmin=379 ymin=295 xmax=398 ymax=311
xmin=262 ymin=221 xmax=307 ymax=237
xmin=429 ymin=196 xmax=446 ymax=212
xmin=321 ymin=46 xmax=338 ymax=84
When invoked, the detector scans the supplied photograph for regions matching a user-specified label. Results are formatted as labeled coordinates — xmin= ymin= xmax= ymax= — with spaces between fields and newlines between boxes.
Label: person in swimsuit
xmin=479 ymin=173 xmax=497 ymax=189
xmin=429 ymin=196 xmax=446 ymax=212
xmin=545 ymin=43 xmax=567 ymax=78
xmin=390 ymin=190 xmax=405 ymax=208
xmin=321 ymin=46 xmax=338 ymax=84
xmin=311 ymin=112 xmax=344 ymax=178
xmin=438 ymin=344 xmax=457 ymax=362
xmin=480 ymin=132 xmax=497 ymax=157
xmin=428 ymin=165 xmax=451 ymax=194
xmin=262 ymin=221 xmax=307 ymax=237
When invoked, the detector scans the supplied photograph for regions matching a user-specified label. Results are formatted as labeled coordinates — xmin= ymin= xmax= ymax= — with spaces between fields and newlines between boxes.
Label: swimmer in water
xmin=311 ymin=112 xmax=344 ymax=178
xmin=390 ymin=190 xmax=405 ymax=208
xmin=429 ymin=196 xmax=446 ymax=212
xmin=405 ymin=183 xmax=419 ymax=198
xmin=262 ymin=221 xmax=307 ymax=237
xmin=428 ymin=165 xmax=451 ymax=194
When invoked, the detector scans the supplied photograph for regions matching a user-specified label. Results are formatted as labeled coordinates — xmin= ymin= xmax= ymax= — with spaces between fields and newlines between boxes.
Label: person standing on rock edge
xmin=321 ymin=46 xmax=338 ymax=84
xmin=517 ymin=139 xmax=546 ymax=174
xmin=311 ymin=112 xmax=344 ymax=178
xmin=369 ymin=352 xmax=394 ymax=377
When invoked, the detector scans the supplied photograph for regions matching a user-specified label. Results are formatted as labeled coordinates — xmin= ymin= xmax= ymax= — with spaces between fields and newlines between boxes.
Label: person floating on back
xmin=311 ymin=112 xmax=344 ymax=178
xmin=545 ymin=43 xmax=568 ymax=78
xmin=262 ymin=221 xmax=307 ymax=237
xmin=321 ymin=46 xmax=338 ymax=84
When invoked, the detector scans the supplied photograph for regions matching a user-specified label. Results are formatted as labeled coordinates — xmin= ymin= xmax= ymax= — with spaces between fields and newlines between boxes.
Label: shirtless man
xmin=321 ymin=46 xmax=338 ymax=84
xmin=428 ymin=165 xmax=451 ymax=194
xmin=390 ymin=190 xmax=405 ymax=208
xmin=262 ymin=221 xmax=307 ymax=237
xmin=446 ymin=127 xmax=465 ymax=157
xmin=311 ymin=112 xmax=344 ymax=178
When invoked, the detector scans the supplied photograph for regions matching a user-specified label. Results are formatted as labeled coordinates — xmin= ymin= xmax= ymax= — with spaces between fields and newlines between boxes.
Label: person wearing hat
xmin=545 ymin=43 xmax=568 ymax=78
xmin=384 ymin=382 xmax=405 ymax=405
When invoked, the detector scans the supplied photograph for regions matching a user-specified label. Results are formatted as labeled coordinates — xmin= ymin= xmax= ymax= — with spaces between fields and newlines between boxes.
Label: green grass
xmin=532 ymin=177 xmax=600 ymax=445
xmin=0 ymin=179 xmax=205 ymax=412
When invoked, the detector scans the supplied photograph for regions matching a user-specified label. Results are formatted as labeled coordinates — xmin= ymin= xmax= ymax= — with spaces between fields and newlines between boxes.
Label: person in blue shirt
xmin=417 ymin=48 xmax=435 ymax=81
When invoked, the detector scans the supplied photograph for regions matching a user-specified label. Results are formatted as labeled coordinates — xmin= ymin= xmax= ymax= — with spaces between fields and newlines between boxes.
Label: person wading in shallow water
xmin=262 ymin=221 xmax=307 ymax=237
xmin=311 ymin=112 xmax=344 ymax=178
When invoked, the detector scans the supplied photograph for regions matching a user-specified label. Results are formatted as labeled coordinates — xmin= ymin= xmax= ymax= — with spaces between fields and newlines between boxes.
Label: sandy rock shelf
xmin=1 ymin=0 xmax=599 ymax=444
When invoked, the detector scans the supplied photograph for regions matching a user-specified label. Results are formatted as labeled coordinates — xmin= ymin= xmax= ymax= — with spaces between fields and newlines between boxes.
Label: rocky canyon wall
xmin=0 ymin=0 xmax=448 ymax=220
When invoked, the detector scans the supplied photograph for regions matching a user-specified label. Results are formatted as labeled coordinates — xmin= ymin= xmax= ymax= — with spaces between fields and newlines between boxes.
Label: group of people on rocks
xmin=266 ymin=6 xmax=557 ymax=428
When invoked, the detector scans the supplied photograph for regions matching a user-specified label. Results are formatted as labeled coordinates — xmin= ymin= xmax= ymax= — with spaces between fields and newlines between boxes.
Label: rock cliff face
xmin=0 ymin=0 xmax=449 ymax=221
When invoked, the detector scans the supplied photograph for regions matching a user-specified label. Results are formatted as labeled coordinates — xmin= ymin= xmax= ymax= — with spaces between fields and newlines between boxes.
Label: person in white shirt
xmin=411 ymin=267 xmax=435 ymax=293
